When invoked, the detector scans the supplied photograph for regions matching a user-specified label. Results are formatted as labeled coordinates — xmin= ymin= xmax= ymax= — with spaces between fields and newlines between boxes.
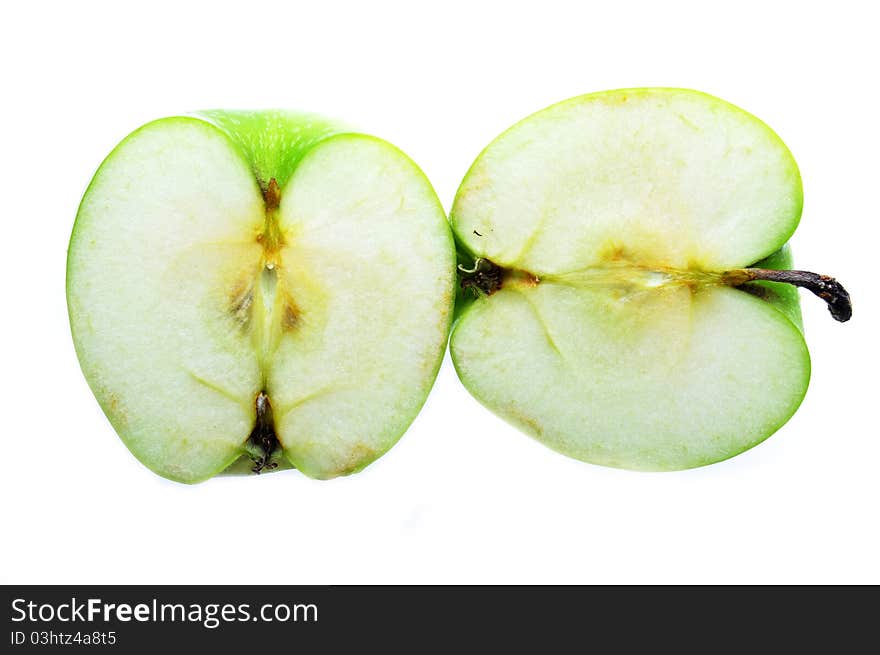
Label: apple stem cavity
xmin=724 ymin=269 xmax=852 ymax=322
xmin=263 ymin=177 xmax=281 ymax=210
xmin=257 ymin=178 xmax=286 ymax=255
xmin=247 ymin=391 xmax=280 ymax=474
xmin=459 ymin=257 xmax=532 ymax=296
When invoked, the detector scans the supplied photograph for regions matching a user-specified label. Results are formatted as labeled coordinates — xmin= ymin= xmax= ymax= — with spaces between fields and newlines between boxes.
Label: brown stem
xmin=724 ymin=269 xmax=852 ymax=322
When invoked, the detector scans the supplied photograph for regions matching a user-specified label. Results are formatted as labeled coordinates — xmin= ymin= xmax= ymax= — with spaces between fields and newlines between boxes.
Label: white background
xmin=1 ymin=0 xmax=877 ymax=584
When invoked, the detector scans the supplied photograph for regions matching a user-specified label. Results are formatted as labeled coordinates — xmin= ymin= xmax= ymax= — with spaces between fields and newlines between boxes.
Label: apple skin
xmin=67 ymin=111 xmax=455 ymax=483
xmin=196 ymin=110 xmax=345 ymax=191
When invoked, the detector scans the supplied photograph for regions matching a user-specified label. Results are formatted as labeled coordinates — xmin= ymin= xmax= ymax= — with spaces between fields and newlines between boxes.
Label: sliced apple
xmin=68 ymin=112 xmax=454 ymax=482
xmin=450 ymin=88 xmax=850 ymax=471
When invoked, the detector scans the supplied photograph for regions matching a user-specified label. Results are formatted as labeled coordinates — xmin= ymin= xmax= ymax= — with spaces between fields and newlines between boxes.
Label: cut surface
xmin=452 ymin=281 xmax=809 ymax=470
xmin=265 ymin=135 xmax=454 ymax=478
xmin=450 ymin=88 xmax=809 ymax=470
xmin=68 ymin=117 xmax=454 ymax=482
xmin=453 ymin=88 xmax=802 ymax=273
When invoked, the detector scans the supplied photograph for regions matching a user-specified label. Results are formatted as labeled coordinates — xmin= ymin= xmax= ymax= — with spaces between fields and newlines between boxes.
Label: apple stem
xmin=726 ymin=269 xmax=852 ymax=322
xmin=248 ymin=391 xmax=280 ymax=473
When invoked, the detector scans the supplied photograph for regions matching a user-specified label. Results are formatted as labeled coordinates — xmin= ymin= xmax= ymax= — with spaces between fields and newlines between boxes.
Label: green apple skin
xmin=196 ymin=110 xmax=344 ymax=191
xmin=449 ymin=88 xmax=812 ymax=471
xmin=68 ymin=111 xmax=455 ymax=483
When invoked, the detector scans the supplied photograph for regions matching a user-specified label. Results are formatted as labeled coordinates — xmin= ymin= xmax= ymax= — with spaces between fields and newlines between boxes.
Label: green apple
xmin=450 ymin=88 xmax=851 ymax=471
xmin=67 ymin=111 xmax=455 ymax=483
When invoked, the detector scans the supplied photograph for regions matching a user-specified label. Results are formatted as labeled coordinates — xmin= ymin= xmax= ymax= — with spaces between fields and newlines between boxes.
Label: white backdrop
xmin=1 ymin=0 xmax=877 ymax=584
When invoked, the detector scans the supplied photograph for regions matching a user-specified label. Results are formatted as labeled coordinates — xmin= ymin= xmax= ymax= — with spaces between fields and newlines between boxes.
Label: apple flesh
xmin=67 ymin=111 xmax=455 ymax=482
xmin=450 ymin=88 xmax=850 ymax=471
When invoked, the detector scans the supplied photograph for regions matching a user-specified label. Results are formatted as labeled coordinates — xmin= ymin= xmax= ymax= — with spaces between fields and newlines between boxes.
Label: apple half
xmin=450 ymin=88 xmax=851 ymax=471
xmin=68 ymin=111 xmax=455 ymax=482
